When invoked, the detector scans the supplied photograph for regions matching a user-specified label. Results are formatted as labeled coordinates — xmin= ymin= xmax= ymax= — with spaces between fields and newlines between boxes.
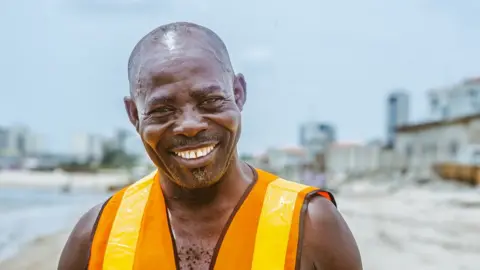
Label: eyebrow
xmin=190 ymin=85 xmax=224 ymax=99
xmin=145 ymin=85 xmax=224 ymax=107
xmin=146 ymin=96 xmax=175 ymax=107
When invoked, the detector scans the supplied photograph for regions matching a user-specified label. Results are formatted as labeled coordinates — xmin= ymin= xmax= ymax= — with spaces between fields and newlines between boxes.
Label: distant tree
xmin=100 ymin=141 xmax=137 ymax=169
xmin=59 ymin=160 xmax=94 ymax=172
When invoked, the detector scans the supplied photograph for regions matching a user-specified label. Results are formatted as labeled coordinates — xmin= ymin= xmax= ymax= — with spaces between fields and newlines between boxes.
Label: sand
xmin=338 ymin=182 xmax=480 ymax=270
xmin=1 ymin=178 xmax=479 ymax=270
xmin=0 ymin=231 xmax=69 ymax=270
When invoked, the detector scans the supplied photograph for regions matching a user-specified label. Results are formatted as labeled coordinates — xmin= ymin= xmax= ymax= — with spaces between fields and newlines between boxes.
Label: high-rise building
xmin=71 ymin=133 xmax=104 ymax=163
xmin=386 ymin=91 xmax=410 ymax=148
xmin=0 ymin=125 xmax=41 ymax=157
xmin=428 ymin=77 xmax=480 ymax=121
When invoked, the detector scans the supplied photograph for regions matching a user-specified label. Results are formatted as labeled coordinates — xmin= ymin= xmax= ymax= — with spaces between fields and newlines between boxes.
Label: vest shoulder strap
xmin=251 ymin=178 xmax=337 ymax=270
xmin=88 ymin=186 xmax=129 ymax=270
xmin=251 ymin=178 xmax=309 ymax=269
xmin=90 ymin=171 xmax=157 ymax=270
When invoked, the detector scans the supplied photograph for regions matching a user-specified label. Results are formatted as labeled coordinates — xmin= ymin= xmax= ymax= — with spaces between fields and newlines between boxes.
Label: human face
xmin=125 ymin=49 xmax=246 ymax=189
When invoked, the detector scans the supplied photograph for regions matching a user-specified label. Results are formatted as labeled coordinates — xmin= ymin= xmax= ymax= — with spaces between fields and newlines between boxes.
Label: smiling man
xmin=58 ymin=22 xmax=362 ymax=270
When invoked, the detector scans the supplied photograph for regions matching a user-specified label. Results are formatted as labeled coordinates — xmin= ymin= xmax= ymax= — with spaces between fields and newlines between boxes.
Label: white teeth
xmin=175 ymin=145 xmax=215 ymax=160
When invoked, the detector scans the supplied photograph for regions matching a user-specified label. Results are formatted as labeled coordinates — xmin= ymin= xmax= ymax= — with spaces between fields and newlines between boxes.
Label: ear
xmin=233 ymin=73 xmax=247 ymax=111
xmin=124 ymin=96 xmax=139 ymax=131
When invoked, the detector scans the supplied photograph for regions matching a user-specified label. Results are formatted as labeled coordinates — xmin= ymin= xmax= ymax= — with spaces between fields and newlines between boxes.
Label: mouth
xmin=172 ymin=144 xmax=216 ymax=159
xmin=170 ymin=143 xmax=219 ymax=168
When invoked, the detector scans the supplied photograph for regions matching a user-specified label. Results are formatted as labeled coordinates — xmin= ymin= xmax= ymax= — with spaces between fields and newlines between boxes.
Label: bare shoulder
xmin=301 ymin=195 xmax=362 ymax=270
xmin=57 ymin=203 xmax=104 ymax=270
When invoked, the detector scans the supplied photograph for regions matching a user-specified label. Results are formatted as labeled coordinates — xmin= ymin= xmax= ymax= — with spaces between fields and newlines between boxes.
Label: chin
xmin=178 ymin=166 xmax=224 ymax=189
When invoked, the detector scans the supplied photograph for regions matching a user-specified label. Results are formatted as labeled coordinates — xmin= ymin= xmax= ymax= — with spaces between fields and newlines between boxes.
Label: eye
xmin=150 ymin=106 xmax=174 ymax=115
xmin=201 ymin=97 xmax=224 ymax=106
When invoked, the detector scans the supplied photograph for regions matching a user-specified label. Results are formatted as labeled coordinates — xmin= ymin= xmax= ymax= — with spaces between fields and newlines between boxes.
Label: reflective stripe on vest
xmin=102 ymin=171 xmax=157 ymax=270
xmin=89 ymin=169 xmax=335 ymax=270
xmin=251 ymin=178 xmax=314 ymax=269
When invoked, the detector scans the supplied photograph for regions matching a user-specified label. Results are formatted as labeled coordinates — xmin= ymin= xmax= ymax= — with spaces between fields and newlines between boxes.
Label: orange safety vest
xmin=88 ymin=168 xmax=336 ymax=270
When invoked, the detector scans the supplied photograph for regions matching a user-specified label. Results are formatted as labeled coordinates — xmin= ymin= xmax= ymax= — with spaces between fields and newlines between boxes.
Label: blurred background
xmin=1 ymin=1 xmax=480 ymax=269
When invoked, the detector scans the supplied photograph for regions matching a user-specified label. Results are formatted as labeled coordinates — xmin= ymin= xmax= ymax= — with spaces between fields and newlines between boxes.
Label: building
xmin=300 ymin=122 xmax=336 ymax=149
xmin=386 ymin=91 xmax=410 ymax=148
xmin=326 ymin=142 xmax=379 ymax=176
xmin=0 ymin=127 xmax=9 ymax=154
xmin=395 ymin=113 xmax=480 ymax=178
xmin=325 ymin=141 xmax=405 ymax=178
xmin=244 ymin=146 xmax=307 ymax=183
xmin=265 ymin=146 xmax=307 ymax=182
xmin=0 ymin=125 xmax=41 ymax=157
xmin=428 ymin=87 xmax=450 ymax=120
xmin=299 ymin=121 xmax=336 ymax=169
xmin=71 ymin=133 xmax=104 ymax=164
xmin=428 ymin=77 xmax=480 ymax=121
xmin=0 ymin=125 xmax=44 ymax=169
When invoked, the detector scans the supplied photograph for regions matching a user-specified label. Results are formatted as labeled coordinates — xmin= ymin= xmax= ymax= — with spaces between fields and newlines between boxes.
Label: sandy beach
xmin=0 ymin=231 xmax=69 ymax=270
xmin=338 ymin=179 xmax=480 ymax=270
xmin=1 ymin=178 xmax=479 ymax=270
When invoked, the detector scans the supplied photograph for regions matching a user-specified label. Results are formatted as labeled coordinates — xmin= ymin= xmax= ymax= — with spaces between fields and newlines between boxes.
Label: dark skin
xmin=58 ymin=25 xmax=362 ymax=270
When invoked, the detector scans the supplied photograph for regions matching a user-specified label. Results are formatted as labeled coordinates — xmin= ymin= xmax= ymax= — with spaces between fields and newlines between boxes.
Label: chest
xmin=169 ymin=210 xmax=228 ymax=270
xmin=175 ymin=240 xmax=214 ymax=270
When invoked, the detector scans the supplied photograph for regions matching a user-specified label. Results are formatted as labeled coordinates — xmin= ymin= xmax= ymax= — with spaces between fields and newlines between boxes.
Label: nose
xmin=172 ymin=107 xmax=208 ymax=137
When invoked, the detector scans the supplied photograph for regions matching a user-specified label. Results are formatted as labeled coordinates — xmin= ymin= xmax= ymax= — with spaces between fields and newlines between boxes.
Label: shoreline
xmin=0 ymin=170 xmax=131 ymax=192
xmin=0 ymin=187 xmax=109 ymax=270
xmin=0 ymin=231 xmax=69 ymax=270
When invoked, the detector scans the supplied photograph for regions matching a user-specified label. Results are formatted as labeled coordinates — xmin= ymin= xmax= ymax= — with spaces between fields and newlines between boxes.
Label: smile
xmin=173 ymin=144 xmax=216 ymax=160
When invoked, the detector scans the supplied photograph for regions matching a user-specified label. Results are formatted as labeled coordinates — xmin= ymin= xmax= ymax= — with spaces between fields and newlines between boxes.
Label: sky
xmin=1 ymin=0 xmax=480 ymax=155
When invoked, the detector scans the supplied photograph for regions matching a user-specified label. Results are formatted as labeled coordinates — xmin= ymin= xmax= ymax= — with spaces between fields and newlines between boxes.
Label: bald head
xmin=127 ymin=22 xmax=233 ymax=96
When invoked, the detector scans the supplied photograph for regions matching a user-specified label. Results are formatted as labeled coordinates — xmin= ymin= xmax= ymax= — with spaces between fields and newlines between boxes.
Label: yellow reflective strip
xmin=103 ymin=171 xmax=157 ymax=270
xmin=251 ymin=178 xmax=308 ymax=270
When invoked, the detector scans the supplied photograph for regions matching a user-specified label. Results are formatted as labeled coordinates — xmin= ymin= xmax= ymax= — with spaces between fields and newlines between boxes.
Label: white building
xmin=326 ymin=142 xmax=379 ymax=176
xmin=428 ymin=77 xmax=480 ymax=121
xmin=325 ymin=141 xmax=405 ymax=177
xmin=244 ymin=146 xmax=307 ymax=183
xmin=0 ymin=125 xmax=41 ymax=157
xmin=395 ymin=114 xmax=480 ymax=178
xmin=71 ymin=133 xmax=105 ymax=163
xmin=265 ymin=146 xmax=307 ymax=182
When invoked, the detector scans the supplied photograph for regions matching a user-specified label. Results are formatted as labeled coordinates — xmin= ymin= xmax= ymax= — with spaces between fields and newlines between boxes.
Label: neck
xmin=159 ymin=154 xmax=254 ymax=212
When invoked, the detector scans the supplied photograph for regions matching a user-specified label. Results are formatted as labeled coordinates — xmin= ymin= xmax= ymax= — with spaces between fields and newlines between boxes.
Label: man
xmin=58 ymin=22 xmax=362 ymax=270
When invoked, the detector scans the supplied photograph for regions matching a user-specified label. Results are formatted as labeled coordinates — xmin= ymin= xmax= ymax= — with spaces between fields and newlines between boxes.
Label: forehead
xmin=138 ymin=49 xmax=229 ymax=88
xmin=134 ymin=49 xmax=232 ymax=105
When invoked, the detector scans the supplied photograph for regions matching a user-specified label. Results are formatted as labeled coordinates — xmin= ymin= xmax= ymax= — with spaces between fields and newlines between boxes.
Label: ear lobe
xmin=234 ymin=73 xmax=247 ymax=111
xmin=124 ymin=97 xmax=139 ymax=131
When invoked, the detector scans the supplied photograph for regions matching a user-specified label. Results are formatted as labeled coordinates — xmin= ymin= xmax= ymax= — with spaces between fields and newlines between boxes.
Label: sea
xmin=0 ymin=187 xmax=110 ymax=262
